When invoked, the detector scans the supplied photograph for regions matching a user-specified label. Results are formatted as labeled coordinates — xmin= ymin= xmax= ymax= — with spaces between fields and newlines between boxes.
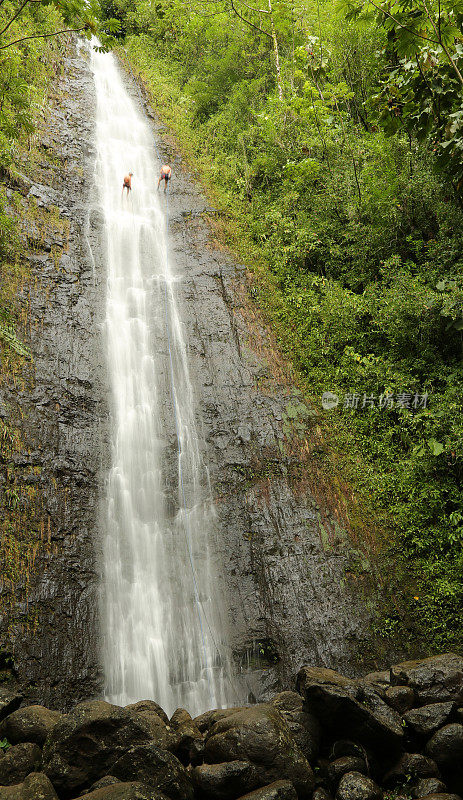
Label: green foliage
xmin=113 ymin=0 xmax=463 ymax=651
xmin=343 ymin=0 xmax=463 ymax=186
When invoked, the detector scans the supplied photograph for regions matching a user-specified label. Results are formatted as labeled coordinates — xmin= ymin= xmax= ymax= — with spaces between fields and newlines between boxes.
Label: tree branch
xmin=229 ymin=0 xmax=272 ymax=37
xmin=0 ymin=26 xmax=87 ymax=50
xmin=366 ymin=0 xmax=438 ymax=44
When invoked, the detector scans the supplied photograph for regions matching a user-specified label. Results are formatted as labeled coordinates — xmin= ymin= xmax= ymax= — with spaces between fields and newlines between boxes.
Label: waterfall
xmin=90 ymin=45 xmax=238 ymax=716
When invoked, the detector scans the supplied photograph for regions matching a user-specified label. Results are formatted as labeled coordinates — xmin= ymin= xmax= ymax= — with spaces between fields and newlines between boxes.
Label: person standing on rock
xmin=122 ymin=172 xmax=133 ymax=198
xmin=157 ymin=164 xmax=172 ymax=193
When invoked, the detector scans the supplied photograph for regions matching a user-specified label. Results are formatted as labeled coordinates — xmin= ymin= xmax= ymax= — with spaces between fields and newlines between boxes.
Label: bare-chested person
xmin=157 ymin=164 xmax=172 ymax=193
xmin=122 ymin=172 xmax=133 ymax=198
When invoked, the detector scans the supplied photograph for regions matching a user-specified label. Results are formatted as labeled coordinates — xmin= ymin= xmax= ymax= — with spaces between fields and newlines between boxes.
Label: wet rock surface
xmin=0 ymin=40 xmax=104 ymax=708
xmin=0 ymin=657 xmax=462 ymax=800
xmin=116 ymin=56 xmax=383 ymax=696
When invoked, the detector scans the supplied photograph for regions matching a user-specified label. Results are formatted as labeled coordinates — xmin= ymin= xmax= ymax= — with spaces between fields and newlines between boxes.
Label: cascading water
xmin=90 ymin=45 xmax=239 ymax=716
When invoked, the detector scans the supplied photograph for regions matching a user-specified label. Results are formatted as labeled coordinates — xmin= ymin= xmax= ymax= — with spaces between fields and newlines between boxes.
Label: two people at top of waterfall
xmin=158 ymin=164 xmax=172 ymax=193
xmin=122 ymin=173 xmax=133 ymax=197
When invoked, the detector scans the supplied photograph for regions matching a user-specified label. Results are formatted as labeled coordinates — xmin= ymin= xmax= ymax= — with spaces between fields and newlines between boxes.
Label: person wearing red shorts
xmin=122 ymin=172 xmax=133 ymax=198
xmin=157 ymin=164 xmax=172 ymax=193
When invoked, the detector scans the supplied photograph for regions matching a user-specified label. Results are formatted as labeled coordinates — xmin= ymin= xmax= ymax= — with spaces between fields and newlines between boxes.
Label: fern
xmin=0 ymin=323 xmax=31 ymax=359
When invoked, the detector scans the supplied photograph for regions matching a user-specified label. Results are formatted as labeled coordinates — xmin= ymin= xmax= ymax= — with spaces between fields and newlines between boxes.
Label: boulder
xmin=0 ymin=771 xmax=58 ymax=799
xmin=88 ymin=777 xmax=121 ymax=791
xmin=270 ymin=692 xmax=320 ymax=762
xmin=126 ymin=700 xmax=169 ymax=726
xmin=0 ymin=742 xmax=42 ymax=785
xmin=42 ymin=700 xmax=166 ymax=795
xmin=194 ymin=708 xmax=246 ymax=734
xmin=192 ymin=761 xmax=261 ymax=799
xmin=169 ymin=709 xmax=203 ymax=764
xmin=313 ymin=790 xmax=334 ymax=800
xmin=362 ymin=672 xmax=390 ymax=692
xmin=110 ymin=743 xmax=193 ymax=800
xmin=336 ymin=772 xmax=382 ymax=800
xmin=236 ymin=781 xmax=298 ymax=800
xmin=405 ymin=704 xmax=454 ymax=737
xmin=412 ymin=779 xmax=447 ymax=798
xmin=426 ymin=724 xmax=463 ymax=769
xmin=327 ymin=758 xmax=368 ymax=786
xmin=75 ymin=784 xmax=171 ymax=800
xmin=0 ymin=690 xmax=22 ymax=723
xmin=383 ymin=754 xmax=440 ymax=787
xmin=203 ymin=704 xmax=314 ymax=798
xmin=0 ymin=705 xmax=63 ymax=746
xmin=384 ymin=687 xmax=415 ymax=714
xmin=296 ymin=667 xmax=403 ymax=753
xmin=416 ymin=795 xmax=461 ymax=800
xmin=124 ymin=702 xmax=176 ymax=751
xmin=390 ymin=655 xmax=463 ymax=705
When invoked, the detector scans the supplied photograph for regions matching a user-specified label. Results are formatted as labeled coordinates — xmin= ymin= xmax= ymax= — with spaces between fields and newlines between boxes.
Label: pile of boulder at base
xmin=0 ymin=654 xmax=463 ymax=800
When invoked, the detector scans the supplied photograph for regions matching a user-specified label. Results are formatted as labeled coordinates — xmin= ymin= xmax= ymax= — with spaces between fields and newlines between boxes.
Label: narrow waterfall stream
xmin=90 ymin=46 xmax=238 ymax=716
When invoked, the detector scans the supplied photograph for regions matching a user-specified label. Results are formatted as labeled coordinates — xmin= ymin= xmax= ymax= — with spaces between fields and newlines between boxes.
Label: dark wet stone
xmin=330 ymin=742 xmax=369 ymax=762
xmin=203 ymin=704 xmax=313 ymax=798
xmin=383 ymin=754 xmax=440 ymax=787
xmin=335 ymin=772 xmax=382 ymax=800
xmin=237 ymin=781 xmax=298 ymax=800
xmin=88 ymin=776 xmax=121 ymax=791
xmin=296 ymin=667 xmax=403 ymax=753
xmin=313 ymin=790 xmax=334 ymax=800
xmin=0 ymin=705 xmax=63 ymax=746
xmin=390 ymin=655 xmax=463 ymax=705
xmin=405 ymin=704 xmax=454 ymax=736
xmin=75 ymin=784 xmax=171 ymax=800
xmin=362 ymin=672 xmax=390 ymax=692
xmin=110 ymin=743 xmax=193 ymax=800
xmin=0 ymin=771 xmax=58 ymax=799
xmin=193 ymin=708 xmax=245 ymax=734
xmin=416 ymin=795 xmax=461 ymax=800
xmin=168 ymin=709 xmax=203 ymax=764
xmin=412 ymin=779 xmax=447 ymax=798
xmin=0 ymin=742 xmax=42 ymax=785
xmin=127 ymin=700 xmax=169 ymax=727
xmin=42 ymin=700 xmax=161 ymax=795
xmin=192 ymin=760 xmax=261 ymax=799
xmin=270 ymin=692 xmax=320 ymax=762
xmin=384 ymin=686 xmax=415 ymax=714
xmin=0 ymin=690 xmax=22 ymax=722
xmin=426 ymin=724 xmax=463 ymax=768
xmin=328 ymin=758 xmax=367 ymax=786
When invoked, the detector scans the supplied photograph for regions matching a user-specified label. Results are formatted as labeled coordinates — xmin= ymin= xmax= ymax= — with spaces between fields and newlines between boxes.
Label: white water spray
xmin=90 ymin=45 xmax=238 ymax=716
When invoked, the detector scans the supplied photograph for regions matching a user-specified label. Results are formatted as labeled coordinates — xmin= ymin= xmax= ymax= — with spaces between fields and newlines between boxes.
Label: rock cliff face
xmin=0 ymin=43 xmax=104 ymax=708
xmin=122 ymin=71 xmax=382 ymax=695
xmin=2 ymin=42 xmax=389 ymax=708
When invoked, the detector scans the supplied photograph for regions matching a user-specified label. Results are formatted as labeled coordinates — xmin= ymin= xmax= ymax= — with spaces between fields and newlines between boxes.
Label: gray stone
xmin=192 ymin=761 xmax=261 ymax=799
xmin=42 ymin=700 xmax=163 ymax=795
xmin=390 ymin=655 xmax=463 ymax=705
xmin=426 ymin=724 xmax=463 ymax=768
xmin=336 ymin=772 xmax=382 ymax=800
xmin=0 ymin=691 xmax=22 ymax=723
xmin=384 ymin=686 xmax=415 ymax=714
xmin=383 ymin=754 xmax=440 ymax=787
xmin=110 ymin=743 xmax=193 ymax=800
xmin=412 ymin=779 xmax=447 ymax=798
xmin=270 ymin=692 xmax=320 ymax=761
xmin=0 ymin=742 xmax=42 ymax=785
xmin=328 ymin=758 xmax=367 ymax=786
xmin=296 ymin=667 xmax=403 ymax=752
xmin=203 ymin=704 xmax=314 ymax=798
xmin=405 ymin=703 xmax=454 ymax=736
xmin=0 ymin=705 xmax=63 ymax=746
xmin=75 ymin=785 xmax=171 ymax=800
xmin=0 ymin=771 xmax=58 ymax=799
xmin=237 ymin=782 xmax=298 ymax=800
